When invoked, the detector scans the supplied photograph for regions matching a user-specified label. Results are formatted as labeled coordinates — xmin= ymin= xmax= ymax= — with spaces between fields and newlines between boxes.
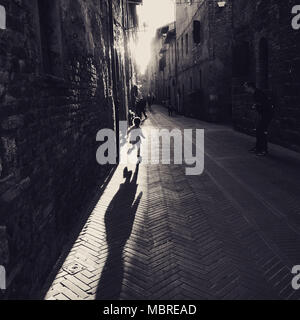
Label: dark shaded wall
xmin=176 ymin=0 xmax=232 ymax=121
xmin=232 ymin=0 xmax=300 ymax=151
xmin=0 ymin=0 xmax=136 ymax=298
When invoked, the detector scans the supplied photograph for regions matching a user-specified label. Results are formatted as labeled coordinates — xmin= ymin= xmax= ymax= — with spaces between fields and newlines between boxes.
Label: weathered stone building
xmin=232 ymin=0 xmax=300 ymax=151
xmin=144 ymin=30 xmax=161 ymax=101
xmin=147 ymin=0 xmax=233 ymax=119
xmin=146 ymin=0 xmax=300 ymax=151
xmin=176 ymin=0 xmax=232 ymax=120
xmin=163 ymin=23 xmax=177 ymax=109
xmin=145 ymin=22 xmax=176 ymax=107
xmin=0 ymin=0 xmax=140 ymax=298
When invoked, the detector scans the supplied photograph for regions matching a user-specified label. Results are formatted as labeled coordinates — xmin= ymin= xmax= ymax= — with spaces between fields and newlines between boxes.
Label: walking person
xmin=128 ymin=117 xmax=145 ymax=163
xmin=141 ymin=98 xmax=148 ymax=119
xmin=131 ymin=85 xmax=138 ymax=111
xmin=167 ymin=99 xmax=173 ymax=117
xmin=244 ymin=82 xmax=275 ymax=156
xmin=133 ymin=87 xmax=147 ymax=120
xmin=128 ymin=109 xmax=135 ymax=127
xmin=147 ymin=93 xmax=152 ymax=113
xmin=137 ymin=94 xmax=147 ymax=120
xmin=151 ymin=92 xmax=155 ymax=106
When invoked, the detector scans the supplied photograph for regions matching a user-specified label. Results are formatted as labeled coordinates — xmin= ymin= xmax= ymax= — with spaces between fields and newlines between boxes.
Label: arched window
xmin=0 ymin=5 xmax=6 ymax=30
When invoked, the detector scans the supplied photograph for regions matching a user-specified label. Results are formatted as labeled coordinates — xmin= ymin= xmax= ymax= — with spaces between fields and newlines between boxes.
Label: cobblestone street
xmin=44 ymin=106 xmax=300 ymax=300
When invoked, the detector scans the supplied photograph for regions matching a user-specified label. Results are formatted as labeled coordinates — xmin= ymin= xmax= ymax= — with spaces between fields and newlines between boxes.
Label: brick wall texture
xmin=232 ymin=0 xmax=300 ymax=151
xmin=0 ymin=0 xmax=136 ymax=298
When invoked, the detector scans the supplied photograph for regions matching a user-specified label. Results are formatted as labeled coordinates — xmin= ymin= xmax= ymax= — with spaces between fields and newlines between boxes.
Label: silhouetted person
xmin=167 ymin=99 xmax=173 ymax=117
xmin=128 ymin=109 xmax=135 ymax=126
xmin=244 ymin=82 xmax=275 ymax=156
xmin=131 ymin=85 xmax=138 ymax=111
xmin=147 ymin=93 xmax=151 ymax=106
xmin=152 ymin=93 xmax=155 ymax=105
xmin=136 ymin=97 xmax=147 ymax=120
xmin=96 ymin=165 xmax=142 ymax=300
xmin=147 ymin=93 xmax=152 ymax=112
xmin=128 ymin=117 xmax=145 ymax=163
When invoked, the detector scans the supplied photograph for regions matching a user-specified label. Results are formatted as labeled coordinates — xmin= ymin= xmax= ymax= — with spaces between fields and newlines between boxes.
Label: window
xmin=37 ymin=0 xmax=63 ymax=76
xmin=193 ymin=21 xmax=201 ymax=44
xmin=0 ymin=5 xmax=6 ymax=30
xmin=186 ymin=34 xmax=189 ymax=55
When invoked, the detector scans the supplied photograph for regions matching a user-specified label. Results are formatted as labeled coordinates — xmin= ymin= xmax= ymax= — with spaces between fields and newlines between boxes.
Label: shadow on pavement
xmin=96 ymin=164 xmax=142 ymax=300
xmin=39 ymin=165 xmax=118 ymax=299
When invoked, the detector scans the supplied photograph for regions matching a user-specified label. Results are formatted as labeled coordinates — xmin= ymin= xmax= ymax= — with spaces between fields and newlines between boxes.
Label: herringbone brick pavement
xmin=43 ymin=105 xmax=300 ymax=300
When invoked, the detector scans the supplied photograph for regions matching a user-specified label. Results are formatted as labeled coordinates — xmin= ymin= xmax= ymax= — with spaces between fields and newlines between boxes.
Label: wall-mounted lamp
xmin=217 ymin=1 xmax=226 ymax=8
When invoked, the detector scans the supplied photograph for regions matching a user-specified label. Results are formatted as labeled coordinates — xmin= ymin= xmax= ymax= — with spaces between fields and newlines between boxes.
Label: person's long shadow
xmin=96 ymin=164 xmax=142 ymax=300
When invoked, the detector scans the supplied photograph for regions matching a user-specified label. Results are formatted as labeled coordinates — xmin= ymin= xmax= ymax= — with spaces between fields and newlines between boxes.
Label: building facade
xmin=147 ymin=0 xmax=233 ymax=120
xmin=145 ymin=22 xmax=176 ymax=108
xmin=146 ymin=0 xmax=300 ymax=151
xmin=0 ymin=0 xmax=141 ymax=298
xmin=232 ymin=0 xmax=300 ymax=151
xmin=176 ymin=0 xmax=232 ymax=120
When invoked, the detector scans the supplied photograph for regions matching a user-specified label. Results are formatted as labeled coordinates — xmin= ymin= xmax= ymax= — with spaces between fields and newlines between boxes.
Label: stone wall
xmin=0 ymin=0 xmax=136 ymax=298
xmin=232 ymin=0 xmax=300 ymax=151
xmin=176 ymin=0 xmax=232 ymax=121
xmin=147 ymin=0 xmax=300 ymax=150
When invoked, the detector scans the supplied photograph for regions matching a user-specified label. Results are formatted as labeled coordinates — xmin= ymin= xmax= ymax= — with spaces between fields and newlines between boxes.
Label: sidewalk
xmin=44 ymin=105 xmax=300 ymax=300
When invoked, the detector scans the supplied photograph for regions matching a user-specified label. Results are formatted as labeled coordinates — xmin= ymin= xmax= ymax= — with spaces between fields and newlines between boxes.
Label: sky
xmin=132 ymin=0 xmax=175 ymax=74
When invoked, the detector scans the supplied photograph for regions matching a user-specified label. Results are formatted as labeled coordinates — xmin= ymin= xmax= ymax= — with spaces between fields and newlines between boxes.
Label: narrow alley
xmin=1 ymin=0 xmax=300 ymax=303
xmin=44 ymin=105 xmax=300 ymax=300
